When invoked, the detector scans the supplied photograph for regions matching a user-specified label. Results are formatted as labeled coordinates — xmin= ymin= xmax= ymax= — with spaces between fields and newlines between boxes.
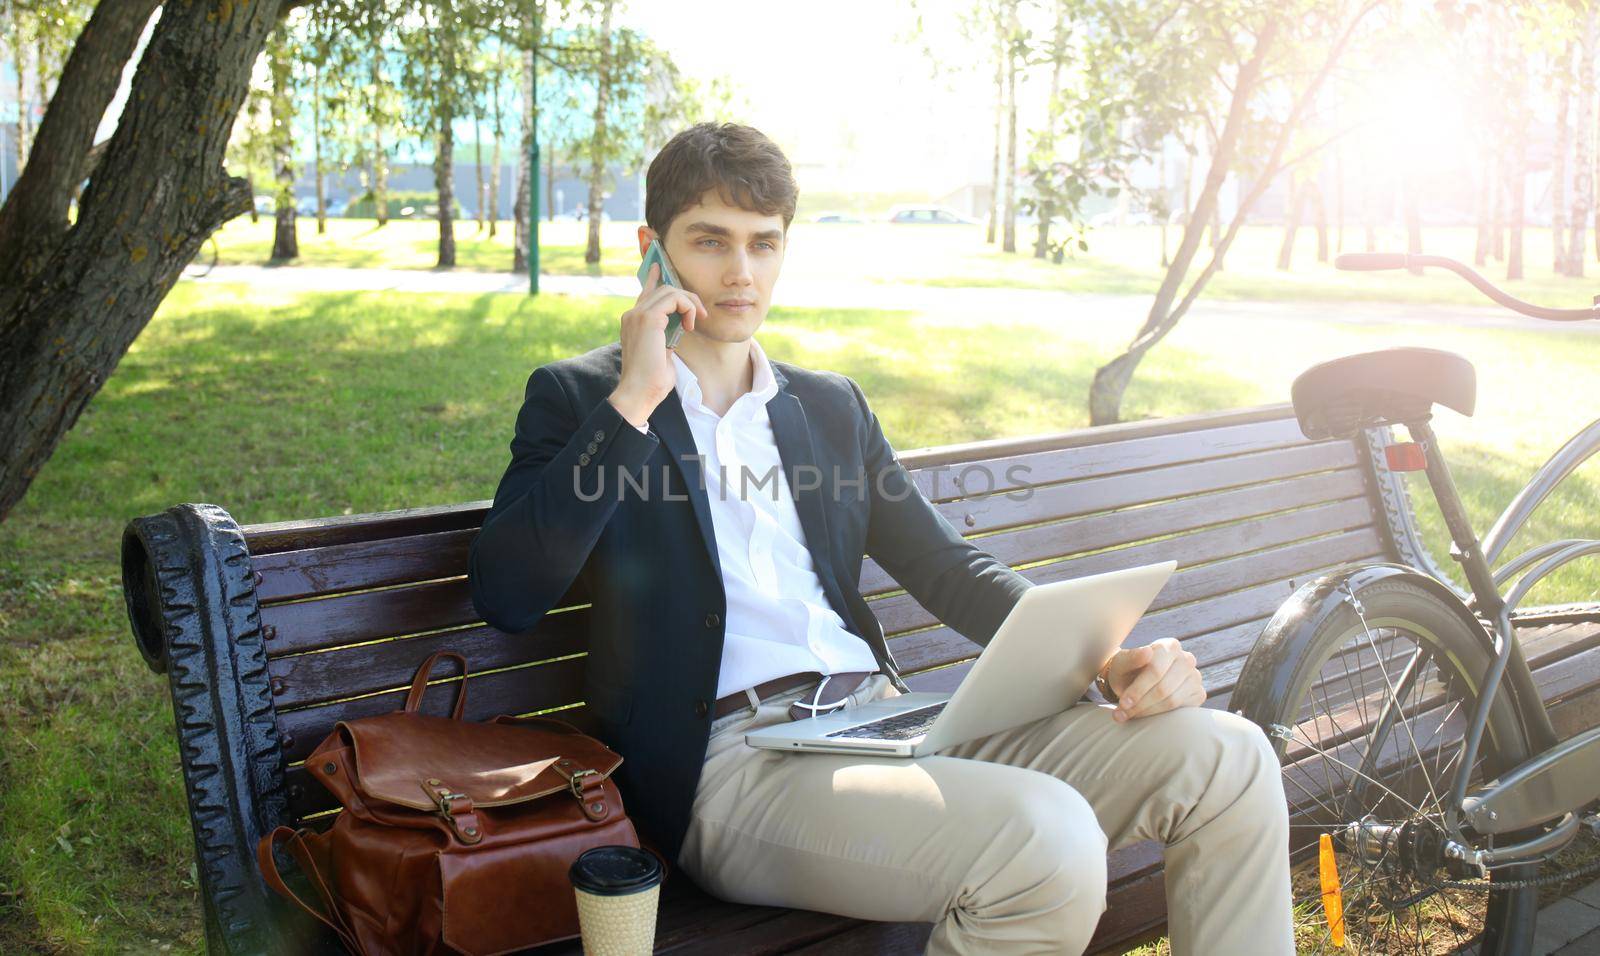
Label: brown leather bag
xmin=256 ymin=651 xmax=656 ymax=955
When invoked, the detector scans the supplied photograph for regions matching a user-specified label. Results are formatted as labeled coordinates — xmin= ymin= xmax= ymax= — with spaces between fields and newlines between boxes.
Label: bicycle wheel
xmin=184 ymin=237 xmax=219 ymax=278
xmin=1236 ymin=575 xmax=1538 ymax=954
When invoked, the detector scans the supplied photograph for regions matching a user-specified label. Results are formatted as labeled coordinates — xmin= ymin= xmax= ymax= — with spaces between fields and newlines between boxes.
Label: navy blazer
xmin=467 ymin=341 xmax=1032 ymax=865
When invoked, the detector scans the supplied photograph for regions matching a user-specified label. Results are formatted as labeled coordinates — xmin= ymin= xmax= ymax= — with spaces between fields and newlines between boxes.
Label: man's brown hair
xmin=645 ymin=123 xmax=798 ymax=238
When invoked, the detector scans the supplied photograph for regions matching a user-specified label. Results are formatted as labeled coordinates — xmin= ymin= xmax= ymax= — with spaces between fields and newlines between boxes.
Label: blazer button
xmin=594 ymin=429 xmax=605 ymax=441
xmin=704 ymin=612 xmax=720 ymax=629
xmin=586 ymin=441 xmax=599 ymax=454
xmin=579 ymin=453 xmax=591 ymax=465
xmin=694 ymin=699 xmax=708 ymax=718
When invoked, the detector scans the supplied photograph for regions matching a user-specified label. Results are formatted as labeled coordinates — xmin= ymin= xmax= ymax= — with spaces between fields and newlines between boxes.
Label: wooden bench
xmin=119 ymin=401 xmax=1600 ymax=955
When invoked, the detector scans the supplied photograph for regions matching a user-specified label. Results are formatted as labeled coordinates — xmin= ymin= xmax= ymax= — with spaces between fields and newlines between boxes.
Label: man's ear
xmin=637 ymin=225 xmax=657 ymax=258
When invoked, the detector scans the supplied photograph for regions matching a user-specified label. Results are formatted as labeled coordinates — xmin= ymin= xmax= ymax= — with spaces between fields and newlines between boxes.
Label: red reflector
xmin=1385 ymin=442 xmax=1427 ymax=471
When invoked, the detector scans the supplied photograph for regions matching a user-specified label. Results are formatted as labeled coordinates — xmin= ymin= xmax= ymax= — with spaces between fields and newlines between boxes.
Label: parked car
xmin=812 ymin=210 xmax=866 ymax=224
xmin=886 ymin=204 xmax=980 ymax=225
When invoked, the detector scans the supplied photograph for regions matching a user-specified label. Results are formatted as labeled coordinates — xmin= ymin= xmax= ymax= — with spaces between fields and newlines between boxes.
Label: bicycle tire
xmin=1236 ymin=575 xmax=1538 ymax=954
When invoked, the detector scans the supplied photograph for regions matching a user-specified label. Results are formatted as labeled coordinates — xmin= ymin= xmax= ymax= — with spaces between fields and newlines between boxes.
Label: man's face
xmin=638 ymin=189 xmax=785 ymax=344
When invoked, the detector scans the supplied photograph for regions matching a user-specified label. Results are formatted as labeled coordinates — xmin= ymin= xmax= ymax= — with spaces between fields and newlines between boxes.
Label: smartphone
xmin=636 ymin=239 xmax=687 ymax=349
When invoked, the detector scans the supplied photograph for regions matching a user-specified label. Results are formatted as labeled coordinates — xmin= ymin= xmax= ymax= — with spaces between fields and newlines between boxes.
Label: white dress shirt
xmin=629 ymin=338 xmax=879 ymax=699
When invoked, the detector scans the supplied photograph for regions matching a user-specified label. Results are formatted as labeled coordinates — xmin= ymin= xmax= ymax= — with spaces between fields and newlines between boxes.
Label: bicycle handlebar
xmin=1333 ymin=253 xmax=1600 ymax=322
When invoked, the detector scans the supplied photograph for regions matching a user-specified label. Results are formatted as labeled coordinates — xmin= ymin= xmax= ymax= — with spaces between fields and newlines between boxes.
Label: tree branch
xmin=0 ymin=0 xmax=162 ymax=285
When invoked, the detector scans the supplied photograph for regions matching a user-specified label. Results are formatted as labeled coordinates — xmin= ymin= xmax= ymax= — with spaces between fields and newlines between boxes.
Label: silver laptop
xmin=744 ymin=561 xmax=1177 ymax=757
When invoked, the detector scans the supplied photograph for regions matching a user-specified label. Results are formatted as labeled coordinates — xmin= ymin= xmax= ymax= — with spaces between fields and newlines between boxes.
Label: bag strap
xmin=404 ymin=650 xmax=468 ymax=719
xmin=256 ymin=826 xmax=363 ymax=953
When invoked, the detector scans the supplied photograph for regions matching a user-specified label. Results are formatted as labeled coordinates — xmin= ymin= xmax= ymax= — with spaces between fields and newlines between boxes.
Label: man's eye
xmin=756 ymin=242 xmax=775 ymax=251
xmin=698 ymin=238 xmax=720 ymax=248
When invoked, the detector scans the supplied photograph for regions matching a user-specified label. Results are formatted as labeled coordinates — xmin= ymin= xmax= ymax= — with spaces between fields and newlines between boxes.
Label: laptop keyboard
xmin=824 ymin=702 xmax=948 ymax=741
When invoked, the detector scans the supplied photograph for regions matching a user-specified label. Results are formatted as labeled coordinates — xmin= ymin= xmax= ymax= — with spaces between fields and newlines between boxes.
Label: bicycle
xmin=1230 ymin=252 xmax=1600 ymax=954
xmin=184 ymin=234 xmax=220 ymax=278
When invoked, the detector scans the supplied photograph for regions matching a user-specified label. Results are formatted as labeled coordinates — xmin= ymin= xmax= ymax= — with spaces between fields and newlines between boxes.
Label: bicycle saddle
xmin=1290 ymin=347 xmax=1476 ymax=440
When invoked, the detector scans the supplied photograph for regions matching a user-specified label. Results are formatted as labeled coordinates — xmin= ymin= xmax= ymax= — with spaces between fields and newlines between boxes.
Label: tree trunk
xmin=1333 ymin=137 xmax=1343 ymax=254
xmin=1312 ymin=181 xmax=1329 ymax=262
xmin=1473 ymin=143 xmax=1491 ymax=267
xmin=489 ymin=66 xmax=502 ymax=239
xmin=1404 ymin=171 xmax=1423 ymax=273
xmin=547 ymin=147 xmax=555 ymax=221
xmin=373 ymin=132 xmax=389 ymax=227
xmin=1553 ymin=45 xmax=1570 ymax=275
xmin=269 ymin=32 xmax=298 ymax=261
xmin=1033 ymin=0 xmax=1069 ymax=261
xmin=1489 ymin=149 xmax=1505 ymax=262
xmin=1507 ymin=131 xmax=1526 ymax=280
xmin=513 ymin=39 xmax=533 ymax=272
xmin=1276 ymin=174 xmax=1304 ymax=270
xmin=10 ymin=8 xmax=31 ymax=172
xmin=313 ymin=63 xmax=326 ymax=235
xmin=0 ymin=0 xmax=161 ymax=274
xmin=371 ymin=49 xmax=389 ymax=228
xmin=1001 ymin=2 xmax=1018 ymax=254
xmin=474 ymin=107 xmax=486 ymax=232
xmin=986 ymin=15 xmax=1003 ymax=246
xmin=436 ymin=102 xmax=457 ymax=268
xmin=1090 ymin=19 xmax=1284 ymax=425
xmin=0 ymin=0 xmax=277 ymax=521
xmin=1570 ymin=9 xmax=1596 ymax=278
xmin=584 ymin=0 xmax=615 ymax=265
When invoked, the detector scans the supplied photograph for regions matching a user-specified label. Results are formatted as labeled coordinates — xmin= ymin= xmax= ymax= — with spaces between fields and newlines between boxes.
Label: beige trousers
xmin=676 ymin=673 xmax=1294 ymax=956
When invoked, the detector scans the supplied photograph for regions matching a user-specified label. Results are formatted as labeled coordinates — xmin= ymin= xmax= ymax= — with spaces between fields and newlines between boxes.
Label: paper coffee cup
xmin=568 ymin=845 xmax=664 ymax=956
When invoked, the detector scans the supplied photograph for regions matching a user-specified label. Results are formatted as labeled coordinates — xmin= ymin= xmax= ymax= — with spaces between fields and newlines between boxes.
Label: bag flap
xmin=338 ymin=711 xmax=623 ymax=811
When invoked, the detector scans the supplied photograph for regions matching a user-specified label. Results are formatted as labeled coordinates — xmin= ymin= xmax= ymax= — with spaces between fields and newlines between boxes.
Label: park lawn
xmin=1 ymin=282 xmax=1597 ymax=953
xmin=209 ymin=215 xmax=1600 ymax=311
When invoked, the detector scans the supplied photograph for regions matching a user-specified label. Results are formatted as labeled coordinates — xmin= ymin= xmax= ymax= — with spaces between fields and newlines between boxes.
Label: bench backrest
xmin=247 ymin=402 xmax=1405 ymax=824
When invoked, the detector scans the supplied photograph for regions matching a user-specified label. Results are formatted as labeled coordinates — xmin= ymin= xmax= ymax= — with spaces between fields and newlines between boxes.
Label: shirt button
xmin=594 ymin=430 xmax=605 ymax=441
xmin=705 ymin=612 xmax=720 ymax=629
xmin=693 ymin=699 xmax=709 ymax=718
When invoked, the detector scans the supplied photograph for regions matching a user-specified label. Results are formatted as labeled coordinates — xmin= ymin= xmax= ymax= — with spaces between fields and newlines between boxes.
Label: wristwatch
xmin=1094 ymin=663 xmax=1120 ymax=705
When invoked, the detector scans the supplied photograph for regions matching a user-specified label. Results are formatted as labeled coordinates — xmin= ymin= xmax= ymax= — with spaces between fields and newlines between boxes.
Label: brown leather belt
xmin=713 ymin=670 xmax=874 ymax=721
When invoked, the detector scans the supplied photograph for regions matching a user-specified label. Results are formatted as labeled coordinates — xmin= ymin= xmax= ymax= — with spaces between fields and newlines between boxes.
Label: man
xmin=468 ymin=122 xmax=1293 ymax=955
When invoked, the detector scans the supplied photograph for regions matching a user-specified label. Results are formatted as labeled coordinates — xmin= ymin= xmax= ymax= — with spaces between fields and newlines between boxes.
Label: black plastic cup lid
xmin=568 ymin=845 xmax=663 ymax=896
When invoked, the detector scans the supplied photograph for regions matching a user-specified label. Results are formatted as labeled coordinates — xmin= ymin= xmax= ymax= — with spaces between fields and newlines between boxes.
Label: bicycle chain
xmin=1424 ymin=853 xmax=1600 ymax=891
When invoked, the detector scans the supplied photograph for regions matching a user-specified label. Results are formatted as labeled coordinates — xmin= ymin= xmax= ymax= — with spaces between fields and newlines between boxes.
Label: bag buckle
xmin=422 ymin=779 xmax=482 ymax=844
xmin=553 ymin=759 xmax=608 ymax=820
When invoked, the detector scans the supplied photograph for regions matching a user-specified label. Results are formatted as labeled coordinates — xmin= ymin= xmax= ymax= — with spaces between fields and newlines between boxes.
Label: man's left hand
xmin=1101 ymin=638 xmax=1205 ymax=722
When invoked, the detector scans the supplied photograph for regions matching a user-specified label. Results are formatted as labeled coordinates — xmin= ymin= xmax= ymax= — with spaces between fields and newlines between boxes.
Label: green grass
xmin=210 ymin=215 xmax=1600 ymax=310
xmin=2 ymin=282 xmax=1597 ymax=952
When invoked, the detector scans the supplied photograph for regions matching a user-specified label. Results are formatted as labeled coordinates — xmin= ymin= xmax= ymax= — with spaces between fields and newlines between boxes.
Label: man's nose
xmin=725 ymin=248 xmax=754 ymax=286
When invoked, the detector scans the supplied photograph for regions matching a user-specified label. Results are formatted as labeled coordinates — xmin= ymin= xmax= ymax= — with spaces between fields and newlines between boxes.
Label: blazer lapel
xmin=647 ymin=390 xmax=724 ymax=599
xmin=765 ymin=385 xmax=858 ymax=632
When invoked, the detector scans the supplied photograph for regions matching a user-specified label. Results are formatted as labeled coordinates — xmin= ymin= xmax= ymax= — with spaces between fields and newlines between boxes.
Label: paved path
xmin=1542 ymin=877 xmax=1600 ymax=955
xmin=188 ymin=265 xmax=1600 ymax=336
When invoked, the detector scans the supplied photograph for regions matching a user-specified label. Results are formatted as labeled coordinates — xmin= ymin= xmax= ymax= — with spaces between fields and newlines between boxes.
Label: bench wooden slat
xmin=252 ymin=443 xmax=1356 ymax=639
xmin=896 ymin=551 xmax=1390 ymax=696
xmin=864 ymin=467 xmax=1368 ymax=595
xmin=252 ymin=527 xmax=477 ymax=603
xmin=260 ymin=485 xmax=1374 ymax=661
xmin=869 ymin=499 xmax=1378 ymax=635
xmin=915 ymin=439 xmax=1359 ymax=542
xmin=906 ymin=409 xmax=1309 ymax=502
xmin=277 ymin=658 xmax=589 ymax=765
xmin=267 ymin=617 xmax=588 ymax=711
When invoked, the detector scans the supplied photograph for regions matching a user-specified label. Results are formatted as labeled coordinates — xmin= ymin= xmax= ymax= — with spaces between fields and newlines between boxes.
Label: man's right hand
xmin=607 ymin=261 xmax=707 ymax=427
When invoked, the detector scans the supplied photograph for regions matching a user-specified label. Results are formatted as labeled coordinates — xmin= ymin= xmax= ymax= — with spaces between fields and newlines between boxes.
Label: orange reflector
xmin=1319 ymin=833 xmax=1347 ymax=947
xmin=1385 ymin=442 xmax=1427 ymax=472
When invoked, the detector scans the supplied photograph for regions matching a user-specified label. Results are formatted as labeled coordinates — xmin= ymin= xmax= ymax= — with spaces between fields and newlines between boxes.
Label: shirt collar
xmin=671 ymin=338 xmax=781 ymax=419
